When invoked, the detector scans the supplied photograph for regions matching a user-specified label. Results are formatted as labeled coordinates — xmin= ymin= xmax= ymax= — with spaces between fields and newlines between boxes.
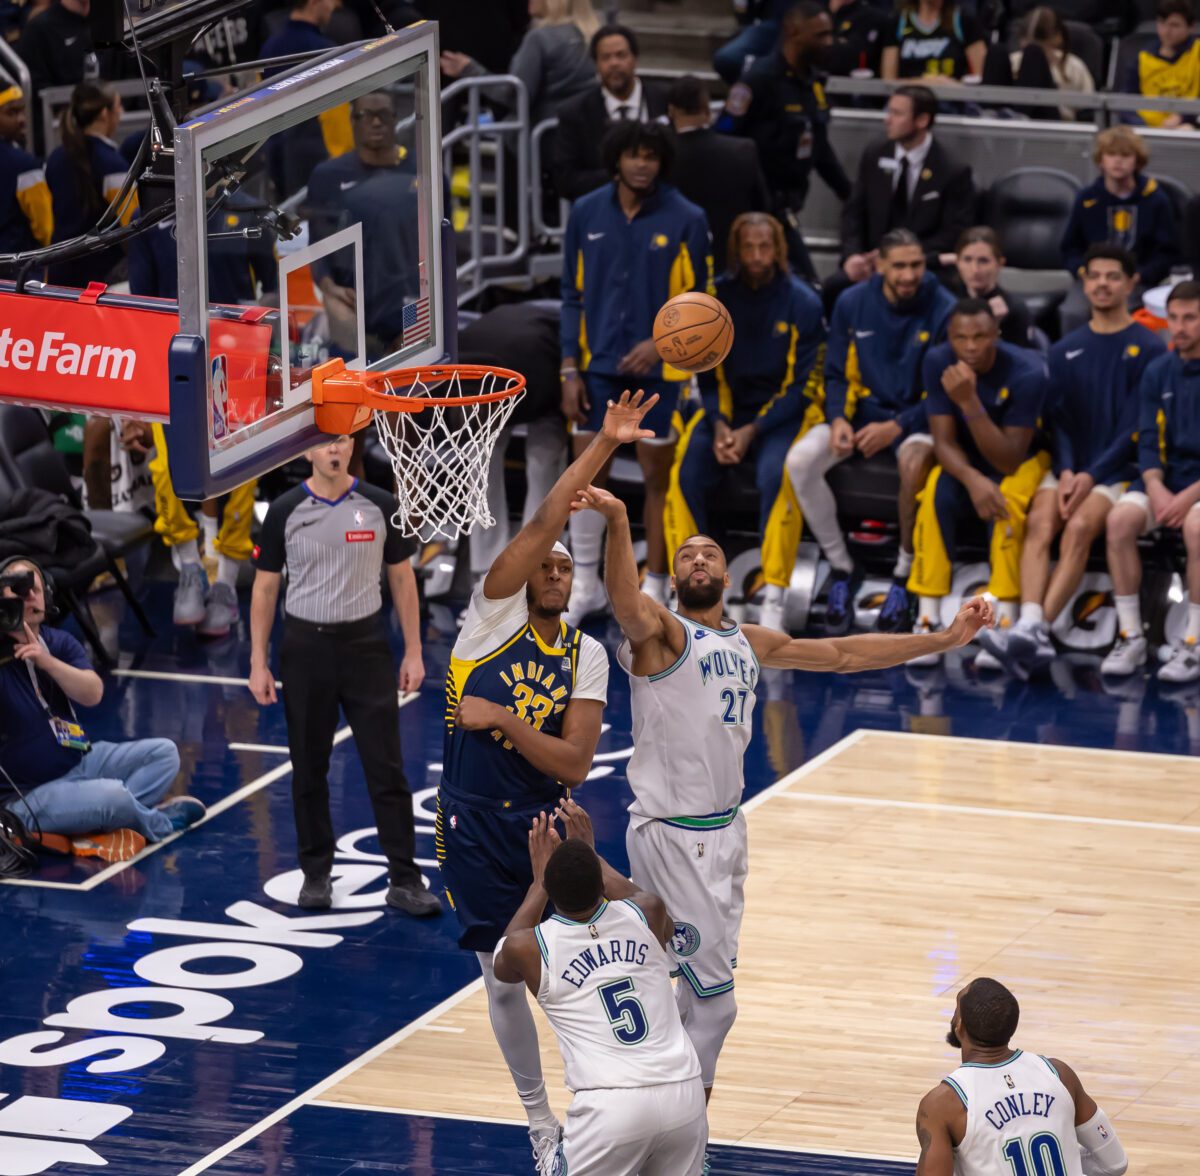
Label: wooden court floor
xmin=322 ymin=730 xmax=1200 ymax=1172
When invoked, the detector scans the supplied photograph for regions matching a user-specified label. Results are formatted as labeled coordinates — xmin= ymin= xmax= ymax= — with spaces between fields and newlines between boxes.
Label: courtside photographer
xmin=0 ymin=556 xmax=207 ymax=864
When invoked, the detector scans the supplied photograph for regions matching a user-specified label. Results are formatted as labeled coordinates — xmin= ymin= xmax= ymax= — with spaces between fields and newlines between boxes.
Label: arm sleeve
xmin=454 ymin=587 xmax=531 ymax=660
xmin=757 ymin=290 xmax=827 ymax=434
xmin=44 ymin=628 xmax=91 ymax=671
xmin=1004 ymin=367 xmax=1048 ymax=431
xmin=1075 ymin=1108 xmax=1129 ymax=1176
xmin=921 ymin=351 xmax=953 ymax=422
xmin=508 ymin=34 xmax=545 ymax=113
xmin=15 ymin=167 xmax=53 ymax=247
xmin=253 ymin=498 xmax=290 ymax=573
xmin=823 ymin=298 xmax=852 ymax=422
xmin=560 ymin=207 xmax=583 ymax=363
xmin=571 ymin=635 xmax=609 ymax=703
xmin=1137 ymin=360 xmax=1166 ymax=475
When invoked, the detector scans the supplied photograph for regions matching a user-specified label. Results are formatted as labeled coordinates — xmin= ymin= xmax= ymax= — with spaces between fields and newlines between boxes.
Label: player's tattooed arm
xmin=744 ymin=597 xmax=994 ymax=672
xmin=483 ymin=391 xmax=658 ymax=601
xmin=914 ymin=1088 xmax=955 ymax=1176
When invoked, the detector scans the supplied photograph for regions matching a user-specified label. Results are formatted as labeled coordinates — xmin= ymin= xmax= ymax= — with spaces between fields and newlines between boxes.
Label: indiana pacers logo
xmin=671 ymin=922 xmax=702 ymax=958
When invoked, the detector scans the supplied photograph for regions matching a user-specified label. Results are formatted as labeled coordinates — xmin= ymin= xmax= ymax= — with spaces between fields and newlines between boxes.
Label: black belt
xmin=284 ymin=613 xmax=382 ymax=637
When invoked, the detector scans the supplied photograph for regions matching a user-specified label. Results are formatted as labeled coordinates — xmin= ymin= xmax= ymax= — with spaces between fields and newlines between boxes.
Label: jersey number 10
xmin=1002 ymin=1133 xmax=1067 ymax=1176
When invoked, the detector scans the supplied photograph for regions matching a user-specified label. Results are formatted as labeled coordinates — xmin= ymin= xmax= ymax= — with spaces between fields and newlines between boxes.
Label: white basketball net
xmin=370 ymin=367 xmax=525 ymax=540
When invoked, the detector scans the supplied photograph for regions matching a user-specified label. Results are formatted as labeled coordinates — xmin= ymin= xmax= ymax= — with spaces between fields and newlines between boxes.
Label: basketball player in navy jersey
xmin=439 ymin=390 xmax=659 ymax=1171
xmin=572 ymin=485 xmax=992 ymax=1138
xmin=915 ymin=978 xmax=1128 ymax=1176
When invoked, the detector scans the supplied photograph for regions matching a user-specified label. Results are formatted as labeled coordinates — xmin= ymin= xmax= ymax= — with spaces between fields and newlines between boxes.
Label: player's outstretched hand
xmin=600 ymin=388 xmax=660 ymax=446
xmin=556 ymin=797 xmax=595 ymax=848
xmin=571 ymin=484 xmax=627 ymax=522
xmin=529 ymin=812 xmax=561 ymax=885
xmin=945 ymin=596 xmax=994 ymax=647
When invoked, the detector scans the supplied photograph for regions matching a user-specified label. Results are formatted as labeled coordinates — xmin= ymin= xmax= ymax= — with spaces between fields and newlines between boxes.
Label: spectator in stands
xmin=306 ymin=89 xmax=420 ymax=359
xmin=665 ymin=212 xmax=826 ymax=633
xmin=784 ymin=229 xmax=955 ymax=634
xmin=0 ymin=557 xmax=206 ymax=859
xmin=0 ymin=85 xmax=52 ymax=266
xmin=717 ymin=1 xmax=850 ymax=279
xmin=666 ymin=75 xmax=769 ymax=274
xmin=949 ymin=228 xmax=1032 ymax=349
xmin=906 ymin=300 xmax=1049 ymax=658
xmin=1101 ymin=280 xmax=1200 ymax=684
xmin=16 ymin=0 xmax=102 ymax=151
xmin=551 ymin=24 xmax=668 ymax=202
xmin=45 ymin=82 xmax=134 ymax=289
xmin=838 ymin=85 xmax=973 ymax=293
xmin=713 ymin=0 xmax=792 ymax=85
xmin=1121 ymin=0 xmax=1200 ymax=130
xmin=984 ymin=7 xmax=1095 ymax=122
xmin=439 ymin=0 xmax=599 ymax=126
xmin=976 ymin=246 xmax=1166 ymax=677
xmin=826 ymin=0 xmax=891 ymax=78
xmin=880 ymin=0 xmax=986 ymax=83
xmin=260 ymin=0 xmax=339 ymax=68
xmin=559 ymin=120 xmax=709 ymax=621
xmin=1060 ymin=126 xmax=1180 ymax=291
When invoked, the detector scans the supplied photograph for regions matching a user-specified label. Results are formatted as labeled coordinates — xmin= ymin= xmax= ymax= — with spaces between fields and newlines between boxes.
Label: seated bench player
xmin=664 ymin=211 xmax=826 ymax=632
xmin=977 ymin=246 xmax=1166 ymax=677
xmin=784 ymin=228 xmax=955 ymax=634
xmin=1101 ymin=280 xmax=1200 ymax=684
xmin=906 ymin=299 xmax=1049 ymax=665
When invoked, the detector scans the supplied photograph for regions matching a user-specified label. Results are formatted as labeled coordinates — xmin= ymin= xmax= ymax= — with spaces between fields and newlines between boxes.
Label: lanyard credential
xmin=26 ymin=637 xmax=91 ymax=752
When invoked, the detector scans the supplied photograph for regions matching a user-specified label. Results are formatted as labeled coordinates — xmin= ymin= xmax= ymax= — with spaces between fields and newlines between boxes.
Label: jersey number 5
xmin=598 ymin=978 xmax=649 ymax=1045
xmin=720 ymin=686 xmax=749 ymax=726
xmin=1002 ymin=1133 xmax=1067 ymax=1176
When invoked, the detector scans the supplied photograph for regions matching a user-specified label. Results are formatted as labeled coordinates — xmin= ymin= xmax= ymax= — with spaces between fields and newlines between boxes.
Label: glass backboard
xmin=165 ymin=22 xmax=446 ymax=500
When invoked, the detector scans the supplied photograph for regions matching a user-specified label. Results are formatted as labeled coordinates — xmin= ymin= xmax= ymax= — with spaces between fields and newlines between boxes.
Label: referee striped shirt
xmin=252 ymin=480 xmax=416 ymax=624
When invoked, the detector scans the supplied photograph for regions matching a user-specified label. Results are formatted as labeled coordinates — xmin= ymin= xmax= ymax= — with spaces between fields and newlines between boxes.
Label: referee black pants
xmin=280 ymin=614 xmax=421 ymax=887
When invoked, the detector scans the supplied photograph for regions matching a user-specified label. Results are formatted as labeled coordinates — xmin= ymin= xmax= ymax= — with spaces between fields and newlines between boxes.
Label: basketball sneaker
xmin=907 ymin=616 xmax=943 ymax=667
xmin=71 ymin=829 xmax=147 ymax=863
xmin=973 ymin=644 xmax=1004 ymax=673
xmin=157 ymin=796 xmax=207 ymax=832
xmin=173 ymin=562 xmax=208 ymax=626
xmin=1100 ymin=632 xmax=1147 ymax=676
xmin=530 ymin=1123 xmax=562 ymax=1175
xmin=198 ymin=581 xmax=239 ymax=638
xmin=1158 ymin=637 xmax=1200 ymax=684
xmin=1006 ymin=620 xmax=1055 ymax=676
xmin=823 ymin=570 xmax=854 ymax=635
xmin=875 ymin=580 xmax=912 ymax=633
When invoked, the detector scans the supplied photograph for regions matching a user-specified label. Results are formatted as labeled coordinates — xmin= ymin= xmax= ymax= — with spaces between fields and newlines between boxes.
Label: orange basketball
xmin=653 ymin=292 xmax=734 ymax=373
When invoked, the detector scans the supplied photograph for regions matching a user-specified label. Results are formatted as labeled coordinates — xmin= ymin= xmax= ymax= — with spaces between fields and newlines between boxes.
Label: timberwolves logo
xmin=671 ymin=922 xmax=702 ymax=957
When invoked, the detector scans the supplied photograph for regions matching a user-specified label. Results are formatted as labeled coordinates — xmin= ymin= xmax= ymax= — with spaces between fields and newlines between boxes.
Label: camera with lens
xmin=0 ymin=570 xmax=34 ymax=634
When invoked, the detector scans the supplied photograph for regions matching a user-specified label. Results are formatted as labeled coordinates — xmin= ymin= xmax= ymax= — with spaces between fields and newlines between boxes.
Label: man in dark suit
xmin=667 ymin=75 xmax=770 ymax=274
xmin=839 ymin=85 xmax=975 ymax=288
xmin=552 ymin=23 xmax=668 ymax=202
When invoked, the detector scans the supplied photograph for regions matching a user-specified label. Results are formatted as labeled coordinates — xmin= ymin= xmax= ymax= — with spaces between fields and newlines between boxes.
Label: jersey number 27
xmin=720 ymin=687 xmax=750 ymax=726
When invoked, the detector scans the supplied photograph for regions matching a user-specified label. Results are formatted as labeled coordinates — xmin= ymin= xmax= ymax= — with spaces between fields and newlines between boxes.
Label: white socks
xmin=918 ymin=596 xmax=940 ymax=626
xmin=892 ymin=548 xmax=913 ymax=580
xmin=569 ymin=508 xmax=605 ymax=568
xmin=1019 ymin=602 xmax=1044 ymax=628
xmin=216 ymin=555 xmax=241 ymax=590
xmin=1187 ymin=601 xmax=1200 ymax=644
xmin=764 ymin=583 xmax=785 ymax=607
xmin=201 ymin=513 xmax=218 ymax=553
xmin=995 ymin=599 xmax=1018 ymax=629
xmin=643 ymin=572 xmax=669 ymax=604
xmin=476 ymin=952 xmax=556 ymax=1131
xmin=1115 ymin=594 xmax=1142 ymax=638
xmin=172 ymin=539 xmax=200 ymax=571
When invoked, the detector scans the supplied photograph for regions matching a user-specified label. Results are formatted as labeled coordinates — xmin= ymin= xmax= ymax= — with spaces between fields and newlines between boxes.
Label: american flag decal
xmin=401 ymin=296 xmax=431 ymax=346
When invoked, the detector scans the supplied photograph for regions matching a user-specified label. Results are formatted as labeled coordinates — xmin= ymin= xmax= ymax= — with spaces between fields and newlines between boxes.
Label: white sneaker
xmin=530 ymin=1124 xmax=562 ymax=1175
xmin=1158 ymin=638 xmax=1200 ymax=684
xmin=173 ymin=562 xmax=208 ymax=626
xmin=564 ymin=575 xmax=608 ymax=627
xmin=974 ymin=646 xmax=1003 ymax=672
xmin=1101 ymin=632 xmax=1148 ymax=676
xmin=908 ymin=617 xmax=943 ymax=667
xmin=757 ymin=598 xmax=786 ymax=632
xmin=198 ymin=581 xmax=239 ymax=638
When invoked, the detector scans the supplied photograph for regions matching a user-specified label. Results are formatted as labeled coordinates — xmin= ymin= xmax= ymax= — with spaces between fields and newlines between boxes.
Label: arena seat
xmin=982 ymin=167 xmax=1081 ymax=272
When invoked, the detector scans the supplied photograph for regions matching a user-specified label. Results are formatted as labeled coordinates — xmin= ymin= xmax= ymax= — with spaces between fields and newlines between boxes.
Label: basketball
xmin=653 ymin=292 xmax=734 ymax=373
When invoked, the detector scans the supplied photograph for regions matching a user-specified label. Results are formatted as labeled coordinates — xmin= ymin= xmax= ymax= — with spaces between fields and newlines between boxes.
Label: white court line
xmin=1 ymin=693 xmax=418 ymax=892
xmin=178 ymin=979 xmax=487 ymax=1176
xmin=777 ymin=789 xmax=1200 ymax=834
xmin=111 ymin=668 xmax=282 ymax=688
xmin=302 ymin=1101 xmax=912 ymax=1163
xmin=878 ymin=726 xmax=1200 ymax=766
xmin=178 ymin=730 xmax=874 ymax=1172
xmin=419 ymin=1024 xmax=465 ymax=1034
xmin=229 ymin=743 xmax=291 ymax=754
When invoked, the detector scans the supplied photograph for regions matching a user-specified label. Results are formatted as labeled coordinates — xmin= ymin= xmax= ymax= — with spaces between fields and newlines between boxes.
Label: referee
xmin=248 ymin=434 xmax=440 ymax=916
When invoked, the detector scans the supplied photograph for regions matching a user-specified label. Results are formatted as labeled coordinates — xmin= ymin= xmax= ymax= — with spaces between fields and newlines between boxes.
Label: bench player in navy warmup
xmin=438 ymin=390 xmax=659 ymax=1171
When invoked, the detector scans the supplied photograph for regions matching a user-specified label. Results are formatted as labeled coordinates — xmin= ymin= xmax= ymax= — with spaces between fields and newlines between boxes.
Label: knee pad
xmin=679 ymin=986 xmax=737 ymax=1087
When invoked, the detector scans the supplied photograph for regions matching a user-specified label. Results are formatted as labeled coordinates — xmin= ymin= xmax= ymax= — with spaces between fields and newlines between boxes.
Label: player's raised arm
xmin=482 ymin=390 xmax=659 ymax=601
xmin=744 ymin=597 xmax=994 ymax=672
xmin=571 ymin=485 xmax=675 ymax=653
xmin=492 ymin=813 xmax=561 ymax=992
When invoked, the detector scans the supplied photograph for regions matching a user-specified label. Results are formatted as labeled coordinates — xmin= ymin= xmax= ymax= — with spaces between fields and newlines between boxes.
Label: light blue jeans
xmin=10 ymin=739 xmax=180 ymax=842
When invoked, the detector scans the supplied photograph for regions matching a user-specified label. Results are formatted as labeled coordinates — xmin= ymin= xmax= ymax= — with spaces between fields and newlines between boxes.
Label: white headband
xmin=551 ymin=541 xmax=571 ymax=560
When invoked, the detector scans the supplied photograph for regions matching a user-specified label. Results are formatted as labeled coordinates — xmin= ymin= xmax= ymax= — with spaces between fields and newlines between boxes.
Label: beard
xmin=676 ymin=575 xmax=724 ymax=610
xmin=946 ymin=1020 xmax=962 ymax=1049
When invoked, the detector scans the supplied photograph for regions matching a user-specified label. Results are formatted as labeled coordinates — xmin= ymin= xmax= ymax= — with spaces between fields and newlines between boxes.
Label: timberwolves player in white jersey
xmin=495 ymin=801 xmax=707 ymax=1175
xmin=916 ymin=978 xmax=1128 ymax=1176
xmin=573 ymin=485 xmax=994 ymax=1112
